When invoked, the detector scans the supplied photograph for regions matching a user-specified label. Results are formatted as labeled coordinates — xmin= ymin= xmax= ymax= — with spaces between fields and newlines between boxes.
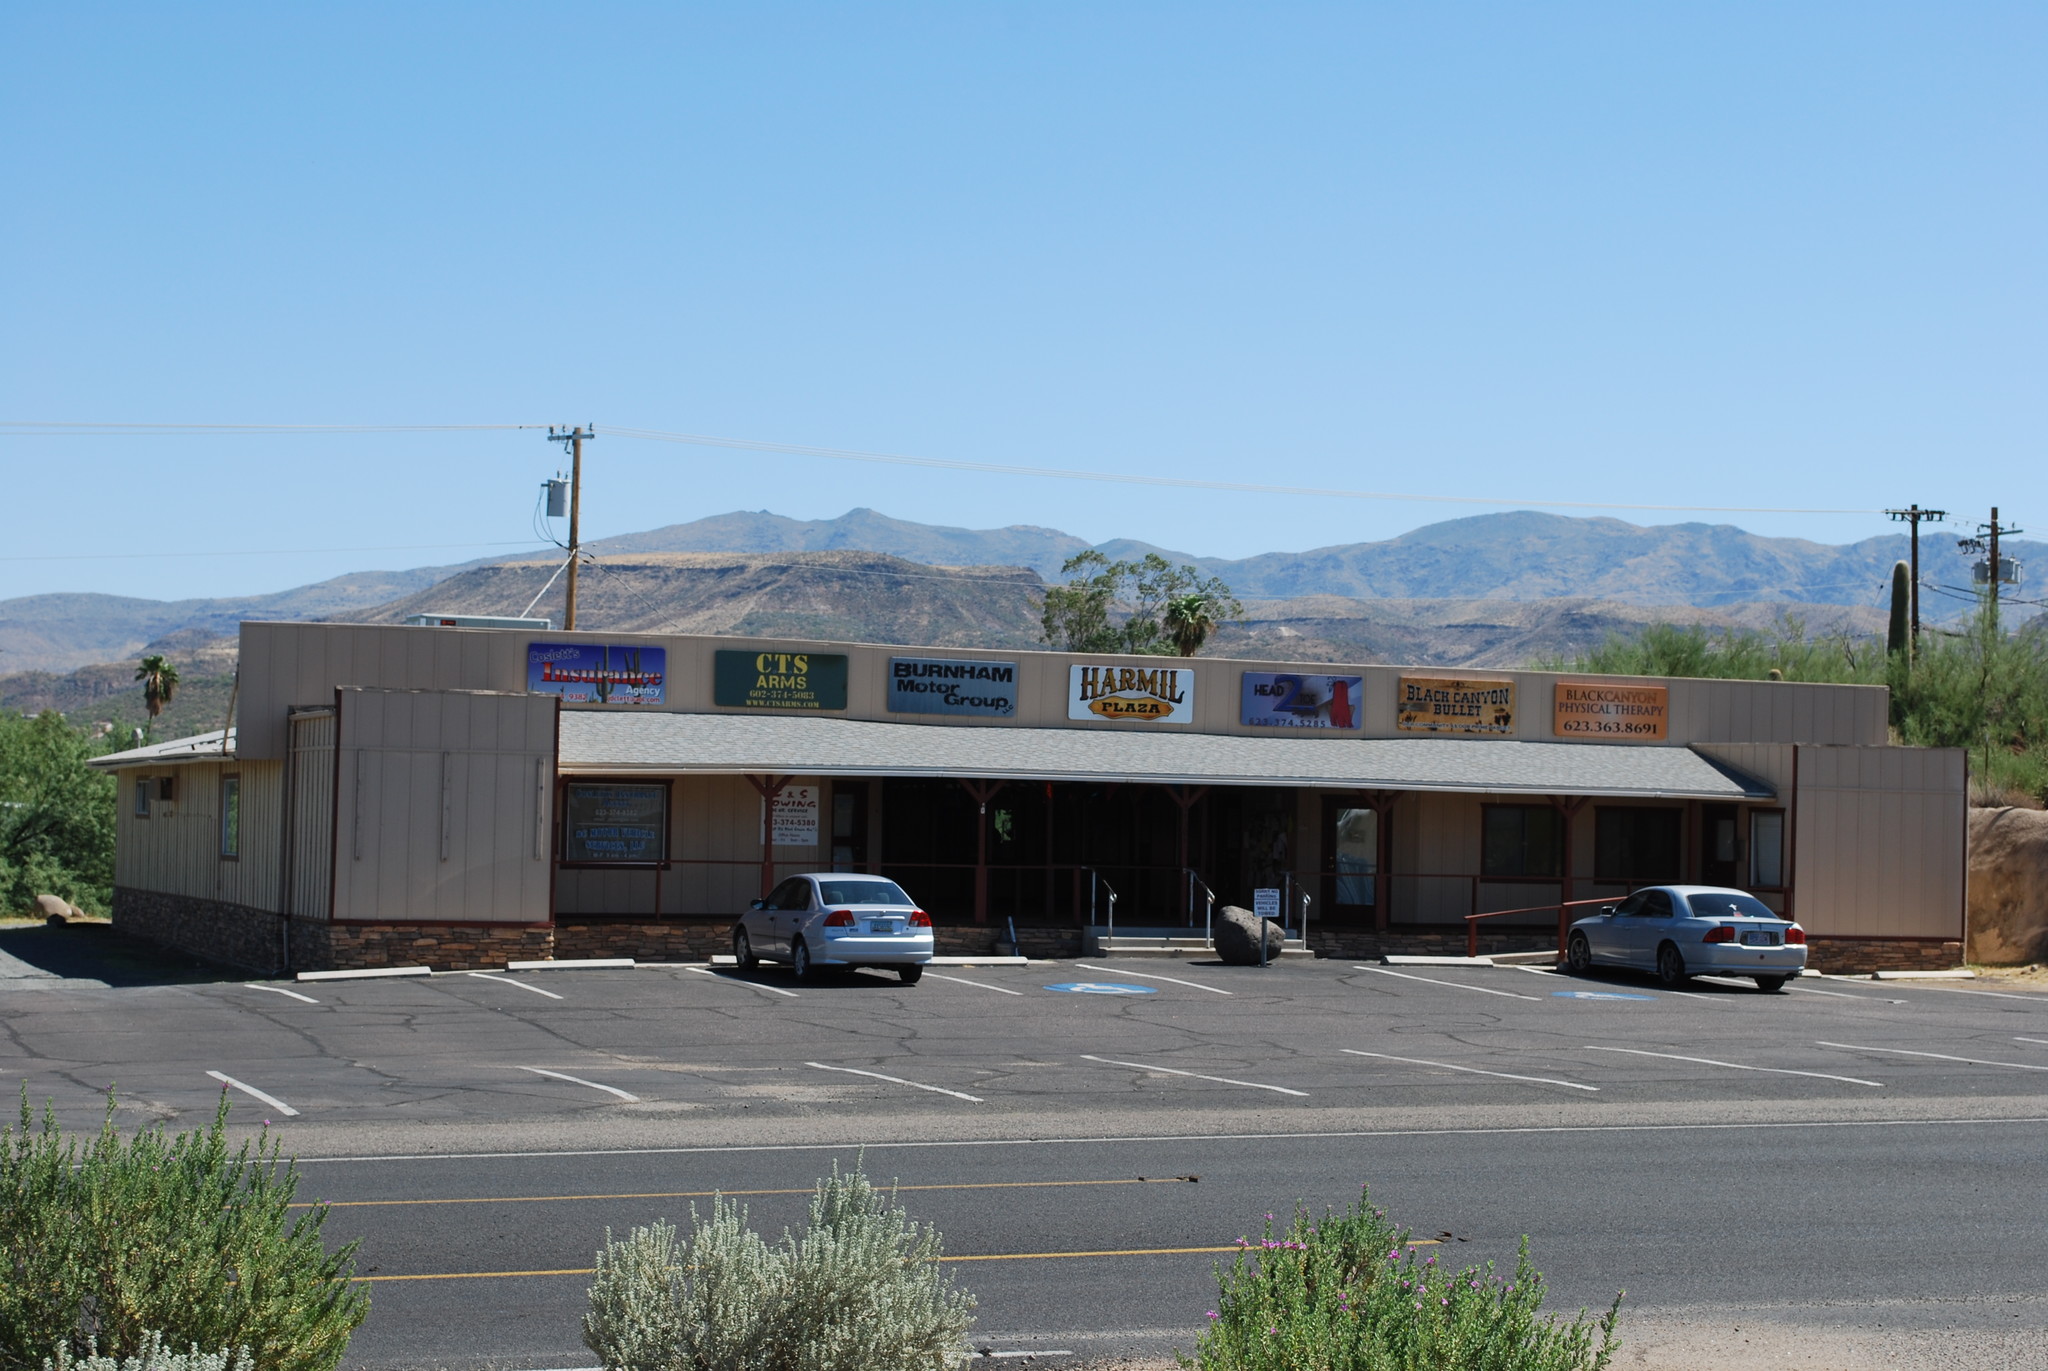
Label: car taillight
xmin=1785 ymin=925 xmax=1806 ymax=945
xmin=908 ymin=909 xmax=932 ymax=927
xmin=1702 ymin=926 xmax=1735 ymax=943
xmin=823 ymin=909 xmax=855 ymax=928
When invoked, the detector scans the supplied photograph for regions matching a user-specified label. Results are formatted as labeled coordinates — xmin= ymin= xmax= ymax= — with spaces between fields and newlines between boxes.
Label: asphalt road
xmin=6 ymin=928 xmax=2048 ymax=1369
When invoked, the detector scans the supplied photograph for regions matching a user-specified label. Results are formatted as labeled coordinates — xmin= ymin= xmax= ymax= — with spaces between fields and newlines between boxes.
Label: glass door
xmin=1322 ymin=798 xmax=1381 ymax=917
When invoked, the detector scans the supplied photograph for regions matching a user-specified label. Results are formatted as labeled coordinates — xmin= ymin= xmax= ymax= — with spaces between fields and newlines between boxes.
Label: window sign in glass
xmin=1333 ymin=807 xmax=1378 ymax=905
xmin=562 ymin=783 xmax=669 ymax=864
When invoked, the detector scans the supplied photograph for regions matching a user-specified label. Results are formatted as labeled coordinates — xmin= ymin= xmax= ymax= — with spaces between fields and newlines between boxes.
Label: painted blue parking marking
xmin=1044 ymin=982 xmax=1159 ymax=995
xmin=1553 ymin=990 xmax=1656 ymax=1001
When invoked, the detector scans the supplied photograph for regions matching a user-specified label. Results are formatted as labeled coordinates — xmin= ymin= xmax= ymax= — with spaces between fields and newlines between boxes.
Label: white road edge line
xmin=1341 ymin=1048 xmax=1598 ymax=1092
xmin=1511 ymin=966 xmax=1564 ymax=977
xmin=1363 ymin=967 xmax=1541 ymax=1001
xmin=684 ymin=965 xmax=799 ymax=998
xmin=466 ymin=972 xmax=563 ymax=1000
xmin=1080 ymin=1054 xmax=1307 ymax=1097
xmin=515 ymin=1066 xmax=641 ymax=1102
xmin=1586 ymin=1046 xmax=1883 ymax=1088
xmin=206 ymin=1070 xmax=301 ymax=1116
xmin=924 ymin=972 xmax=1025 ymax=996
xmin=1816 ymin=1041 xmax=2048 ymax=1072
xmin=805 ymin=1062 xmax=984 ymax=1103
xmin=2015 ymin=1037 xmax=2048 ymax=1047
xmin=1073 ymin=964 xmax=1233 ymax=995
xmin=984 ymin=1353 xmax=1074 ymax=1360
xmin=242 ymin=984 xmax=319 ymax=1004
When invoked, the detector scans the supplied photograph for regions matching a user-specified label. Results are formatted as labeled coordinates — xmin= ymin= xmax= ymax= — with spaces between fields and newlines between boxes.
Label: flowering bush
xmin=583 ymin=1160 xmax=975 ymax=1371
xmin=1183 ymin=1191 xmax=1619 ymax=1371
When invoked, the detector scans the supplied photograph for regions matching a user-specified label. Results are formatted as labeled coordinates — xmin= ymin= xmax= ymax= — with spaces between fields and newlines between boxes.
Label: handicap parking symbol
xmin=1552 ymin=989 xmax=1655 ymax=1001
xmin=1044 ymin=982 xmax=1158 ymax=995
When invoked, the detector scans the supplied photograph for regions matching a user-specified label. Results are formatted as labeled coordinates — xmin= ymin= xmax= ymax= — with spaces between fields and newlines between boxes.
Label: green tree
xmin=134 ymin=656 xmax=181 ymax=741
xmin=1040 ymin=552 xmax=1242 ymax=656
xmin=0 ymin=711 xmax=118 ymax=915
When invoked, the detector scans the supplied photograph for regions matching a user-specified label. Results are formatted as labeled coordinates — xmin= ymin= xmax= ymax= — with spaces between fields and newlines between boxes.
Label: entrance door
xmin=1701 ymin=804 xmax=1740 ymax=887
xmin=1321 ymin=798 xmax=1381 ymax=918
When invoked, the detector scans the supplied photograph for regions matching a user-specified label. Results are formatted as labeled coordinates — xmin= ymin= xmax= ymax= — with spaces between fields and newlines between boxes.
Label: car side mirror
xmin=1600 ymin=905 xmax=1617 ymax=917
xmin=748 ymin=899 xmax=765 ymax=911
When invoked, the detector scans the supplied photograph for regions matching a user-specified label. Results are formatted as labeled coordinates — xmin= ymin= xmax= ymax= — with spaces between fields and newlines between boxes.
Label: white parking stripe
xmin=1340 ymin=1048 xmax=1598 ymax=1092
xmin=1362 ymin=968 xmax=1541 ymax=1001
xmin=924 ymin=972 xmax=1024 ymax=996
xmin=2015 ymin=1037 xmax=2048 ymax=1047
xmin=242 ymin=984 xmax=319 ymax=1004
xmin=1816 ymin=1041 xmax=2048 ymax=1072
xmin=1080 ymin=1054 xmax=1307 ymax=1097
xmin=515 ymin=1066 xmax=641 ymax=1102
xmin=1073 ymin=964 xmax=1232 ymax=995
xmin=805 ymin=1062 xmax=984 ymax=1103
xmin=1790 ymin=985 xmax=1908 ymax=1002
xmin=1875 ymin=984 xmax=2047 ymax=1003
xmin=206 ymin=1070 xmax=301 ymax=1116
xmin=1587 ymin=1045 xmax=1882 ymax=1088
xmin=685 ymin=965 xmax=800 ymax=998
xmin=466 ymin=972 xmax=563 ymax=1000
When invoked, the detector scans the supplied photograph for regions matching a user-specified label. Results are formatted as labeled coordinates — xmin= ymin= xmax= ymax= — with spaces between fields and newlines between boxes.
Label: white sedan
xmin=731 ymin=873 xmax=935 ymax=983
xmin=1565 ymin=885 xmax=1807 ymax=992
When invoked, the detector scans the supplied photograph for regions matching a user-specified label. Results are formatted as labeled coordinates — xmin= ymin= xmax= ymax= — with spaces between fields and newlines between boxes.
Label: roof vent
xmin=402 ymin=614 xmax=553 ymax=630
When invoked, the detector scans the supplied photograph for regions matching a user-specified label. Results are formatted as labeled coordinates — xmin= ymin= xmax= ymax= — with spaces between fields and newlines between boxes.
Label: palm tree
xmin=135 ymin=655 xmax=180 ymax=738
xmin=1163 ymin=593 xmax=1220 ymax=658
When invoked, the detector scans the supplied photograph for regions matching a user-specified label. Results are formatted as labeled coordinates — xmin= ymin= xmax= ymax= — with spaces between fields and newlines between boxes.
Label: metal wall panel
xmin=112 ymin=758 xmax=283 ymax=912
xmin=1793 ymin=745 xmax=1966 ymax=939
xmin=285 ymin=710 xmax=335 ymax=919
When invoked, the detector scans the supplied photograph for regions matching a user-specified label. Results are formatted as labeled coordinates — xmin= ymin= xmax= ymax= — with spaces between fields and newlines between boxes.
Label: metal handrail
xmin=1464 ymin=896 xmax=1618 ymax=957
xmin=1184 ymin=869 xmax=1217 ymax=944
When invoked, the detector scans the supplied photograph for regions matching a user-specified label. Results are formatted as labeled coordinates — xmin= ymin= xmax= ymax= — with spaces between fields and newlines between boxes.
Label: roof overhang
xmin=87 ymin=728 xmax=236 ymax=770
xmin=559 ymin=713 xmax=1772 ymax=801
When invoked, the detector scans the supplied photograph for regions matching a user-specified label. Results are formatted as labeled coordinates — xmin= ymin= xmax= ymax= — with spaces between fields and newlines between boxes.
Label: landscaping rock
xmin=35 ymin=894 xmax=79 ymax=923
xmin=1214 ymin=905 xmax=1283 ymax=965
xmin=1969 ymin=807 xmax=2048 ymax=964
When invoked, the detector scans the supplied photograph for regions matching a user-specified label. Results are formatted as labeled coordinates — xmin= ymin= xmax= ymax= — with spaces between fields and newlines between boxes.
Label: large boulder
xmin=1214 ymin=905 xmax=1283 ymax=966
xmin=1969 ymin=807 xmax=2048 ymax=965
xmin=34 ymin=894 xmax=81 ymax=923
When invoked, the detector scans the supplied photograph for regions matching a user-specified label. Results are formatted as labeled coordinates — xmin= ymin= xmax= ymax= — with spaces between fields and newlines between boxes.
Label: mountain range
xmin=0 ymin=508 xmax=2023 ymax=701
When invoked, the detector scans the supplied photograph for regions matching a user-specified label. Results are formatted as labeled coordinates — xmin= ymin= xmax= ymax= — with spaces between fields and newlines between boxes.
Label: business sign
xmin=1553 ymin=681 xmax=1669 ymax=741
xmin=714 ymin=650 xmax=849 ymax=711
xmin=888 ymin=657 xmax=1018 ymax=717
xmin=528 ymin=642 xmax=666 ymax=706
xmin=562 ymin=782 xmax=668 ymax=864
xmin=1395 ymin=676 xmax=1516 ymax=735
xmin=1068 ymin=663 xmax=1195 ymax=724
xmin=761 ymin=785 xmax=820 ymax=847
xmin=1240 ymin=672 xmax=1363 ymax=730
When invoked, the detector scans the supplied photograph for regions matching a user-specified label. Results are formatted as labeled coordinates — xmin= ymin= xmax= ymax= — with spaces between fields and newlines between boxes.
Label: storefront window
xmin=1482 ymin=805 xmax=1561 ymax=878
xmin=219 ymin=775 xmax=240 ymax=858
xmin=1594 ymin=807 xmax=1681 ymax=882
xmin=1750 ymin=810 xmax=1785 ymax=888
xmin=1332 ymin=806 xmax=1377 ymax=906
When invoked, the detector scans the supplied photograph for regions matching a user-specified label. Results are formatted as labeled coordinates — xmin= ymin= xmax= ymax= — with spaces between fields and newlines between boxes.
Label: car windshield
xmin=1684 ymin=891 xmax=1782 ymax=920
xmin=815 ymin=879 xmax=913 ymax=906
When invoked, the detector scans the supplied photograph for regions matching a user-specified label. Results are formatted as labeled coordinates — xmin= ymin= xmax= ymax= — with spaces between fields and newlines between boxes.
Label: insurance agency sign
xmin=527 ymin=642 xmax=666 ymax=706
xmin=1068 ymin=663 xmax=1195 ymax=723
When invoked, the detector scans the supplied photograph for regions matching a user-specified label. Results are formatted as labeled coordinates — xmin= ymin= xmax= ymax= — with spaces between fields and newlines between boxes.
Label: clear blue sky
xmin=3 ymin=3 xmax=2041 ymax=600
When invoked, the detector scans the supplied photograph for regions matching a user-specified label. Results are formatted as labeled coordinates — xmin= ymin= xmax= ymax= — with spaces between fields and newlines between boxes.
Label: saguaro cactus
xmin=1888 ymin=559 xmax=1912 ymax=662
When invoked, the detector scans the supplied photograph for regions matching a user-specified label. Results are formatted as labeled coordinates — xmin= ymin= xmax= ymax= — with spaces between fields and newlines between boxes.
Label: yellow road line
xmin=303 ymin=1175 xmax=1198 ymax=1210
xmin=352 ymin=1239 xmax=1439 ymax=1282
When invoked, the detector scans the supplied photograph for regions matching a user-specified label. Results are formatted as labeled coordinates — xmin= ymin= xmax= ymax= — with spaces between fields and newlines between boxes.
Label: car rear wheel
xmin=791 ymin=938 xmax=814 ymax=982
xmin=1754 ymin=974 xmax=1790 ymax=993
xmin=897 ymin=964 xmax=924 ymax=985
xmin=1566 ymin=932 xmax=1593 ymax=975
xmin=733 ymin=927 xmax=758 ymax=970
xmin=1656 ymin=942 xmax=1690 ymax=987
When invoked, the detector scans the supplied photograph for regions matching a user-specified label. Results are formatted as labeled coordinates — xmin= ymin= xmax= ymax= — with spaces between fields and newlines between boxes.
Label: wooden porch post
xmin=1164 ymin=785 xmax=1210 ymax=922
xmin=1551 ymin=795 xmax=1590 ymax=954
xmin=1365 ymin=791 xmax=1403 ymax=933
xmin=959 ymin=779 xmax=1006 ymax=924
xmin=746 ymin=774 xmax=794 ymax=897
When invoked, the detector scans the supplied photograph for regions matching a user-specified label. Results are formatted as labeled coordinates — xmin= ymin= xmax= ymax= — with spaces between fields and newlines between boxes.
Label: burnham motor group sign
xmin=1068 ymin=662 xmax=1195 ymax=724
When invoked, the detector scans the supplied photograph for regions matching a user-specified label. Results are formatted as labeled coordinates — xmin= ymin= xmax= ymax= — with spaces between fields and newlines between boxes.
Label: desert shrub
xmin=583 ymin=1161 xmax=975 ymax=1371
xmin=43 ymin=1331 xmax=252 ymax=1371
xmin=0 ymin=711 xmax=117 ymax=916
xmin=1183 ymin=1190 xmax=1619 ymax=1371
xmin=0 ymin=1090 xmax=367 ymax=1371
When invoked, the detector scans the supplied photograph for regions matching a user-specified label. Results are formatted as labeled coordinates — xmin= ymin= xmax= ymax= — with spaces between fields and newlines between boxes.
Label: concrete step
xmin=1487 ymin=950 xmax=1563 ymax=966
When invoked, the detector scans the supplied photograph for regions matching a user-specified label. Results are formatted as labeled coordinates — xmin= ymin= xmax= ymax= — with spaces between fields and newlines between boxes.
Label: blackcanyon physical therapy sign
xmin=887 ymin=657 xmax=1018 ymax=717
xmin=1553 ymin=681 xmax=1669 ymax=740
xmin=1068 ymin=663 xmax=1195 ymax=724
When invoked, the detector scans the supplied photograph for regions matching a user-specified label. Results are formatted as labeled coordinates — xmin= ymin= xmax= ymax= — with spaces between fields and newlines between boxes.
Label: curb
xmin=1872 ymin=969 xmax=1975 ymax=981
xmin=1383 ymin=955 xmax=1494 ymax=967
xmin=296 ymin=966 xmax=431 ymax=982
xmin=507 ymin=958 xmax=637 ymax=971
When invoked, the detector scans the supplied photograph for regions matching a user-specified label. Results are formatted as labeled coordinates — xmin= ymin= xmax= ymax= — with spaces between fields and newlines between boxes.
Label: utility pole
xmin=1885 ymin=504 xmax=1946 ymax=649
xmin=1958 ymin=507 xmax=2024 ymax=630
xmin=546 ymin=425 xmax=595 ymax=630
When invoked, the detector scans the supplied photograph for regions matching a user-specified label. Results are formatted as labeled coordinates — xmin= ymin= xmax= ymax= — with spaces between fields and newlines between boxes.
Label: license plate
xmin=1740 ymin=930 xmax=1778 ymax=946
xmin=867 ymin=921 xmax=900 ymax=935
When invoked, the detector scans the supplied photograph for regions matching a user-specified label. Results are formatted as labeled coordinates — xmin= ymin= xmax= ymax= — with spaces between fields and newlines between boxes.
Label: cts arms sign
xmin=713 ymin=650 xmax=849 ymax=711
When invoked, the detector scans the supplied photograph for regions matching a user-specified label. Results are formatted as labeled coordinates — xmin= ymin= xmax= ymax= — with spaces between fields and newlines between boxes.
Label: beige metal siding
xmin=329 ymin=688 xmax=556 ymax=924
xmin=1792 ymin=745 xmax=1966 ymax=939
xmin=112 ymin=758 xmax=283 ymax=912
xmin=285 ymin=710 xmax=335 ymax=919
xmin=233 ymin=620 xmax=1893 ymax=761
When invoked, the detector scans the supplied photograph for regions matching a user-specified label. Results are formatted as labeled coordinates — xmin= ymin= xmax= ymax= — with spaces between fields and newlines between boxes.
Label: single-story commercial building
xmin=92 ymin=620 xmax=1967 ymax=974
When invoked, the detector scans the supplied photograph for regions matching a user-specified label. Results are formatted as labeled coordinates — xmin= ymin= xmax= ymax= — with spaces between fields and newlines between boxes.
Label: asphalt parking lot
xmin=7 ymin=937 xmax=2048 ymax=1369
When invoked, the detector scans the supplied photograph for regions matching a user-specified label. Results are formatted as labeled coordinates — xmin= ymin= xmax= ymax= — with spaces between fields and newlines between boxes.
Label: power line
xmin=0 ymin=540 xmax=552 ymax=563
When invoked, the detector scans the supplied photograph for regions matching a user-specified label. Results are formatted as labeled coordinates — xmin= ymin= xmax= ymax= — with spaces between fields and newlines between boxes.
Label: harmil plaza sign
xmin=1068 ymin=663 xmax=1195 ymax=723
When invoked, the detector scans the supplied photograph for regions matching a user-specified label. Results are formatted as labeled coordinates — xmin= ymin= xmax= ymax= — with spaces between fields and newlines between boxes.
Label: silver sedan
xmin=731 ymin=872 xmax=935 ymax=983
xmin=1565 ymin=885 xmax=1807 ymax=992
